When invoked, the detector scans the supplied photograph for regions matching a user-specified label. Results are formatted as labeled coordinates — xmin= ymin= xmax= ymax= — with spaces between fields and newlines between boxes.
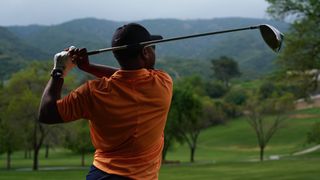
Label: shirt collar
xmin=112 ymin=68 xmax=150 ymax=79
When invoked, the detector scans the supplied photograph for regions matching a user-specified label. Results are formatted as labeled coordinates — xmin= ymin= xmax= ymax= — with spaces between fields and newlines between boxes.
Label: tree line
xmin=0 ymin=54 xmax=306 ymax=170
xmin=0 ymin=62 xmax=92 ymax=170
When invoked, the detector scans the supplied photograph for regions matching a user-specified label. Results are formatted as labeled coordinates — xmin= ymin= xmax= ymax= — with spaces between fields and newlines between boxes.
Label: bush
xmin=307 ymin=122 xmax=320 ymax=144
xmin=206 ymin=81 xmax=228 ymax=98
xmin=214 ymin=100 xmax=241 ymax=119
xmin=259 ymin=81 xmax=277 ymax=99
xmin=224 ymin=88 xmax=248 ymax=106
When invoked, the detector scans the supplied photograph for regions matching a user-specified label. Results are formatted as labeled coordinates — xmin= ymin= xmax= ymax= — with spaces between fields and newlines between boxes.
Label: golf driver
xmin=87 ymin=24 xmax=283 ymax=56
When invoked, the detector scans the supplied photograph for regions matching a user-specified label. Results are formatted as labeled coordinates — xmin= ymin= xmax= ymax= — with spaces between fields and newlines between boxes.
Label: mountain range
xmin=0 ymin=17 xmax=289 ymax=80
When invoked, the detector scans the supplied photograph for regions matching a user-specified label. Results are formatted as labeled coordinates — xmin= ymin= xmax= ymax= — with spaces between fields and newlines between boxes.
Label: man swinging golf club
xmin=39 ymin=23 xmax=173 ymax=180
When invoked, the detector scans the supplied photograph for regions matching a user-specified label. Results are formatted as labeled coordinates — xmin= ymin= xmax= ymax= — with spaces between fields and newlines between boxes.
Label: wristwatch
xmin=51 ymin=69 xmax=63 ymax=79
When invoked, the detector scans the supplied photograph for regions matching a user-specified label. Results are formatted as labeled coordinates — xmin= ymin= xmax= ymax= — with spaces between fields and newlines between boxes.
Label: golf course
xmin=0 ymin=0 xmax=319 ymax=179
xmin=1 ymin=107 xmax=319 ymax=180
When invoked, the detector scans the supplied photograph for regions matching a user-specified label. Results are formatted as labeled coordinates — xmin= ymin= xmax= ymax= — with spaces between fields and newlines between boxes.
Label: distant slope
xmin=0 ymin=26 xmax=48 ymax=80
xmin=140 ymin=18 xmax=288 ymax=72
xmin=3 ymin=17 xmax=289 ymax=79
xmin=8 ymin=18 xmax=121 ymax=55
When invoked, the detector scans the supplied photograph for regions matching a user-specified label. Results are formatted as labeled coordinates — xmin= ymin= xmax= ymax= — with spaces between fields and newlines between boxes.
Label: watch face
xmin=51 ymin=69 xmax=63 ymax=78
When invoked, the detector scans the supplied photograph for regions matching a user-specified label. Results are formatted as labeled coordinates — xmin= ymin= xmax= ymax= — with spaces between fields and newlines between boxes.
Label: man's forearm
xmin=81 ymin=63 xmax=119 ymax=78
xmin=38 ymin=77 xmax=64 ymax=124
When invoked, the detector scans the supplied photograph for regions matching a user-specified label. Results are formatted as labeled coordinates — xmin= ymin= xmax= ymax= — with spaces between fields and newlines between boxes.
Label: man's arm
xmin=39 ymin=48 xmax=75 ymax=124
xmin=38 ymin=75 xmax=64 ymax=124
xmin=72 ymin=48 xmax=119 ymax=78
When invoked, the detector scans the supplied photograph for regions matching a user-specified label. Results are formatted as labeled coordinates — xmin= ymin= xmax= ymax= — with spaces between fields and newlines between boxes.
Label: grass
xmin=1 ymin=108 xmax=320 ymax=179
xmin=0 ymin=148 xmax=93 ymax=169
xmin=0 ymin=170 xmax=88 ymax=180
xmin=160 ymin=158 xmax=320 ymax=180
xmin=166 ymin=109 xmax=320 ymax=162
xmin=1 ymin=158 xmax=320 ymax=180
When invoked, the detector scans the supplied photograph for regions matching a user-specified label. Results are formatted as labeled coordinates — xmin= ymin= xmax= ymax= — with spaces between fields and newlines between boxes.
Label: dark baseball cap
xmin=112 ymin=23 xmax=163 ymax=48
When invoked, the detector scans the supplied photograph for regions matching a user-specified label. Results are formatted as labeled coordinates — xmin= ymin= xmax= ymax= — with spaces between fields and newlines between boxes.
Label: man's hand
xmin=53 ymin=46 xmax=76 ymax=77
xmin=70 ymin=48 xmax=90 ymax=71
xmin=69 ymin=47 xmax=118 ymax=78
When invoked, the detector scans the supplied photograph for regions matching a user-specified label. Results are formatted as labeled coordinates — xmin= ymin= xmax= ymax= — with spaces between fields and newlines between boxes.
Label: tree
xmin=258 ymin=80 xmax=296 ymax=100
xmin=307 ymin=122 xmax=320 ymax=144
xmin=162 ymin=110 xmax=184 ymax=161
xmin=64 ymin=120 xmax=94 ymax=166
xmin=211 ymin=56 xmax=241 ymax=88
xmin=2 ymin=61 xmax=76 ymax=170
xmin=1 ymin=90 xmax=36 ymax=169
xmin=223 ymin=87 xmax=248 ymax=118
xmin=205 ymin=80 xmax=228 ymax=99
xmin=165 ymin=88 xmax=227 ymax=162
xmin=245 ymin=92 xmax=294 ymax=161
xmin=43 ymin=125 xmax=66 ymax=159
xmin=0 ymin=85 xmax=4 ymax=151
xmin=4 ymin=65 xmax=47 ymax=170
xmin=266 ymin=0 xmax=319 ymax=21
xmin=167 ymin=74 xmax=228 ymax=162
xmin=169 ymin=75 xmax=230 ymax=162
xmin=266 ymin=0 xmax=320 ymax=97
xmin=224 ymin=88 xmax=248 ymax=106
xmin=169 ymin=86 xmax=203 ymax=162
xmin=0 ymin=85 xmax=24 ymax=169
xmin=259 ymin=81 xmax=278 ymax=99
xmin=0 ymin=119 xmax=23 ymax=169
xmin=202 ymin=97 xmax=227 ymax=127
xmin=175 ymin=75 xmax=207 ymax=96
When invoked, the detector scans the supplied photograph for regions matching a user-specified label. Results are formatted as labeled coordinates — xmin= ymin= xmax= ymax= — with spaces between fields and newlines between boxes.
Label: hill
xmin=2 ymin=18 xmax=290 ymax=80
xmin=0 ymin=27 xmax=48 ymax=80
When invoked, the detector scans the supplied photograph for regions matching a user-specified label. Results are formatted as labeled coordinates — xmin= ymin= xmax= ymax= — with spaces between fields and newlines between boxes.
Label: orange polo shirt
xmin=57 ymin=69 xmax=173 ymax=180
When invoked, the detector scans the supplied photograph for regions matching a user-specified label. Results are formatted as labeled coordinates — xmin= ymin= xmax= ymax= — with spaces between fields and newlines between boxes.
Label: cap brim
xmin=150 ymin=35 xmax=163 ymax=40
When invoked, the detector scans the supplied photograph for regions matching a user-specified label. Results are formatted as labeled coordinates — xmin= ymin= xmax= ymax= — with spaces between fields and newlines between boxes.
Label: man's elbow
xmin=38 ymin=113 xmax=63 ymax=124
xmin=38 ymin=104 xmax=63 ymax=124
xmin=38 ymin=113 xmax=47 ymax=124
xmin=38 ymin=109 xmax=53 ymax=124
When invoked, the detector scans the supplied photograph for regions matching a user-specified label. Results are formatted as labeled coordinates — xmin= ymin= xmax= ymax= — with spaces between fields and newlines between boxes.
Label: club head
xmin=259 ymin=24 xmax=284 ymax=52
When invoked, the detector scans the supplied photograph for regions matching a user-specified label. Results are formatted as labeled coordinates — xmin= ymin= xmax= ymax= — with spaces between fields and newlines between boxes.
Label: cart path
xmin=292 ymin=144 xmax=320 ymax=156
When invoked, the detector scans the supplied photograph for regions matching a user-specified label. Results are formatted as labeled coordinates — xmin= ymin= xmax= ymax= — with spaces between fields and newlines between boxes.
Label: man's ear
xmin=141 ymin=46 xmax=151 ymax=60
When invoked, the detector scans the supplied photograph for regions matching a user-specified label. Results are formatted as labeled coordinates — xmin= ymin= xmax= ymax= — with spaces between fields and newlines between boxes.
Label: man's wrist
xmin=51 ymin=69 xmax=63 ymax=79
xmin=78 ymin=63 xmax=91 ymax=71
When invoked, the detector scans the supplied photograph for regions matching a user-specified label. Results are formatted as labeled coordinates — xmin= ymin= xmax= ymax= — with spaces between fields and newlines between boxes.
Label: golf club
xmin=87 ymin=24 xmax=284 ymax=56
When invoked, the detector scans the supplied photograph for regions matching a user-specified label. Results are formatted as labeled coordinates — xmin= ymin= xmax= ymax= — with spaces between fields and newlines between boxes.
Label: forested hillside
xmin=0 ymin=27 xmax=48 ymax=80
xmin=1 ymin=18 xmax=289 ymax=80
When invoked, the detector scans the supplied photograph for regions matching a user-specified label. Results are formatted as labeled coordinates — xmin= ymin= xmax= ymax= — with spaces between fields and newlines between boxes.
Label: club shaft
xmin=87 ymin=25 xmax=259 ymax=56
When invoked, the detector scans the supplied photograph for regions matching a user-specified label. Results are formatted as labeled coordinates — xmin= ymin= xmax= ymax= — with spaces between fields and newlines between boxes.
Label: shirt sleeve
xmin=153 ymin=70 xmax=173 ymax=93
xmin=57 ymin=81 xmax=92 ymax=122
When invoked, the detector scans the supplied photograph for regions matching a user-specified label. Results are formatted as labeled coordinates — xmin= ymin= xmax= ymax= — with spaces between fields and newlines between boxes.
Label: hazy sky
xmin=1 ymin=0 xmax=270 ymax=26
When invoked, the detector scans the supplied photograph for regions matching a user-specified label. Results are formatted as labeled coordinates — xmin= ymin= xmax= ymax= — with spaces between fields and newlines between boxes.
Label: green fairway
xmin=166 ymin=108 xmax=320 ymax=162
xmin=1 ymin=108 xmax=319 ymax=179
xmin=1 ymin=158 xmax=320 ymax=180
xmin=0 ymin=170 xmax=88 ymax=180
xmin=160 ymin=159 xmax=320 ymax=180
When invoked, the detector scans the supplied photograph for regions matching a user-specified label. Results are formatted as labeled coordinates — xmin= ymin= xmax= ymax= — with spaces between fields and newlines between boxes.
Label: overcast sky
xmin=0 ymin=0 xmax=270 ymax=26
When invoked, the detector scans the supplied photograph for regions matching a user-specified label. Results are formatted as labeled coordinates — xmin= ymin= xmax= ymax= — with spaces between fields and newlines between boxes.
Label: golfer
xmin=39 ymin=23 xmax=173 ymax=180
